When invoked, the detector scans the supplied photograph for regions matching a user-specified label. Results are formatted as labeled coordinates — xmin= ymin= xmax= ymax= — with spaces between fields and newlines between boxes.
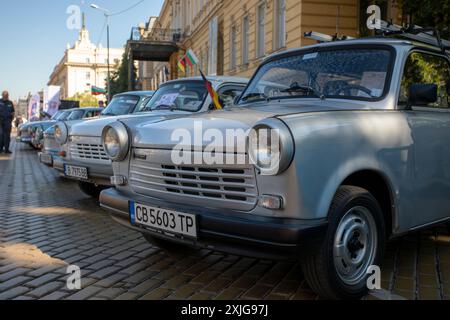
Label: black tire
xmin=78 ymin=181 xmax=107 ymax=199
xmin=301 ymin=185 xmax=386 ymax=300
xmin=143 ymin=234 xmax=198 ymax=258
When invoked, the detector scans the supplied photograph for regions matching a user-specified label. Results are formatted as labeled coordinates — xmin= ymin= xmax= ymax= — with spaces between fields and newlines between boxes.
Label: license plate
xmin=64 ymin=165 xmax=88 ymax=180
xmin=130 ymin=202 xmax=197 ymax=239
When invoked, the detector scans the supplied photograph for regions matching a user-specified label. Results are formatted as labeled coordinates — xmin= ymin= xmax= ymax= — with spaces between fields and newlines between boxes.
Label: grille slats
xmin=70 ymin=143 xmax=110 ymax=161
xmin=129 ymin=151 xmax=258 ymax=211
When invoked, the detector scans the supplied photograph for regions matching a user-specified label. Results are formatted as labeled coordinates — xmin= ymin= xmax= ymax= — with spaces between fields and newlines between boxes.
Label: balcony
xmin=126 ymin=27 xmax=185 ymax=62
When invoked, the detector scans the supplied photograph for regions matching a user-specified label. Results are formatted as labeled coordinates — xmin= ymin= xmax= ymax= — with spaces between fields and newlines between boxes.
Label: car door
xmin=399 ymin=50 xmax=450 ymax=229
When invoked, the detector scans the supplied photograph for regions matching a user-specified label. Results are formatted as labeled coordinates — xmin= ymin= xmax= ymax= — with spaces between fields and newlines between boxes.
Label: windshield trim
xmin=238 ymin=44 xmax=397 ymax=105
xmin=142 ymin=80 xmax=209 ymax=113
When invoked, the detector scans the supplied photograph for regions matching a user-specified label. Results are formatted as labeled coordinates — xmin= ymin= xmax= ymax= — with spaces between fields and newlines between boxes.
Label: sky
xmin=0 ymin=0 xmax=165 ymax=101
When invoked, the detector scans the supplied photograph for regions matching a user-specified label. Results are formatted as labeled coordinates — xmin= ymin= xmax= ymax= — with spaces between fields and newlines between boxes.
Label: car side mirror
xmin=408 ymin=84 xmax=438 ymax=107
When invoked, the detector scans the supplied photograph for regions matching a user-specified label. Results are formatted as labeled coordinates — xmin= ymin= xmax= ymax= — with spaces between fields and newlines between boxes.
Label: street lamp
xmin=90 ymin=3 xmax=111 ymax=103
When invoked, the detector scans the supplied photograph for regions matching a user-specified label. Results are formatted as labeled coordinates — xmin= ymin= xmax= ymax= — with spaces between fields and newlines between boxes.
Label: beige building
xmin=48 ymin=17 xmax=124 ymax=101
xmin=135 ymin=0 xmax=401 ymax=90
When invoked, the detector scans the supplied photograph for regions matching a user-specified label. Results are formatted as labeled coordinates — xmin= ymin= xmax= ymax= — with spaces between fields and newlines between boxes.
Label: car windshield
xmin=57 ymin=111 xmax=71 ymax=121
xmin=239 ymin=47 xmax=393 ymax=104
xmin=67 ymin=109 xmax=85 ymax=120
xmin=101 ymin=95 xmax=141 ymax=116
xmin=139 ymin=81 xmax=208 ymax=112
xmin=51 ymin=111 xmax=64 ymax=120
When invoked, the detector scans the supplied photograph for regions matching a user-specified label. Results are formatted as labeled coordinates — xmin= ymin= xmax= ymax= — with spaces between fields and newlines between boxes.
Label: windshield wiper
xmin=240 ymin=92 xmax=268 ymax=102
xmin=280 ymin=84 xmax=326 ymax=100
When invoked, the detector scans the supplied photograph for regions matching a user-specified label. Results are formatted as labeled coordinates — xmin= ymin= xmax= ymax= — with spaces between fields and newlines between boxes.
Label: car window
xmin=217 ymin=85 xmax=246 ymax=108
xmin=57 ymin=111 xmax=71 ymax=121
xmin=51 ymin=111 xmax=64 ymax=120
xmin=101 ymin=95 xmax=140 ymax=116
xmin=239 ymin=48 xmax=393 ymax=104
xmin=140 ymin=81 xmax=208 ymax=112
xmin=133 ymin=96 xmax=152 ymax=113
xmin=84 ymin=110 xmax=101 ymax=118
xmin=399 ymin=52 xmax=450 ymax=108
xmin=67 ymin=110 xmax=84 ymax=120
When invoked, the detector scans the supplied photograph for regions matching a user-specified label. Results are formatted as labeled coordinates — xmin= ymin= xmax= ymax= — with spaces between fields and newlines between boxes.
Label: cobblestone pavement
xmin=1 ymin=137 xmax=450 ymax=300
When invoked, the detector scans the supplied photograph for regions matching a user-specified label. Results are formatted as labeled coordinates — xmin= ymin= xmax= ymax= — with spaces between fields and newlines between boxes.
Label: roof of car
xmin=162 ymin=76 xmax=249 ymax=85
xmin=114 ymin=91 xmax=155 ymax=98
xmin=264 ymin=37 xmax=445 ymax=62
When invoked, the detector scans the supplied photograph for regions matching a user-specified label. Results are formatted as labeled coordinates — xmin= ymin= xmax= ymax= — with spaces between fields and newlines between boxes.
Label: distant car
xmin=53 ymin=78 xmax=248 ymax=198
xmin=38 ymin=107 xmax=103 ymax=164
xmin=100 ymin=37 xmax=450 ymax=299
xmin=17 ymin=110 xmax=69 ymax=145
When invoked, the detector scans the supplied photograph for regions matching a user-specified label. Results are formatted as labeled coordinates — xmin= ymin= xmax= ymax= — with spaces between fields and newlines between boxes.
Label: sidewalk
xmin=0 ymin=139 xmax=449 ymax=300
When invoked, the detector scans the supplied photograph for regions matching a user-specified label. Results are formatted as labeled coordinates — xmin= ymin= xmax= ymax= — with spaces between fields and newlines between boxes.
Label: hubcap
xmin=333 ymin=206 xmax=377 ymax=286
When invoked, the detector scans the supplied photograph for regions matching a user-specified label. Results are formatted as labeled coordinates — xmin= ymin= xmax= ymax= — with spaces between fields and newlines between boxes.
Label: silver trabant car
xmin=55 ymin=77 xmax=248 ymax=198
xmin=42 ymin=92 xmax=153 ymax=178
xmin=38 ymin=107 xmax=103 ymax=163
xmin=100 ymin=37 xmax=450 ymax=299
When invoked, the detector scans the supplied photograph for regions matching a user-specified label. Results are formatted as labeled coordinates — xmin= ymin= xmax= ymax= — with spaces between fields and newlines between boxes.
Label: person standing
xmin=0 ymin=91 xmax=15 ymax=154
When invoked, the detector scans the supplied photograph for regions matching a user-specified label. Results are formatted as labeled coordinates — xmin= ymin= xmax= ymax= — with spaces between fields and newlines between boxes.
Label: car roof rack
xmin=376 ymin=20 xmax=450 ymax=55
xmin=304 ymin=31 xmax=355 ymax=43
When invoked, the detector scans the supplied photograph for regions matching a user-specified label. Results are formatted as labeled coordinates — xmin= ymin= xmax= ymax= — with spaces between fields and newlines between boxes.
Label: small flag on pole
xmin=177 ymin=56 xmax=186 ymax=73
xmin=186 ymin=49 xmax=200 ymax=67
xmin=91 ymin=86 xmax=106 ymax=96
xmin=199 ymin=69 xmax=222 ymax=110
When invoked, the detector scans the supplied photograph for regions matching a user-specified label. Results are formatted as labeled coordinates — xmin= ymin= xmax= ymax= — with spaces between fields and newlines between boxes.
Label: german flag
xmin=177 ymin=56 xmax=187 ymax=73
xmin=200 ymin=69 xmax=222 ymax=110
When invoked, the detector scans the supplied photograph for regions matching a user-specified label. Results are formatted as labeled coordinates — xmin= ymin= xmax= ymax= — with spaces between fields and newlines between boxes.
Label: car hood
xmin=129 ymin=100 xmax=359 ymax=150
xmin=30 ymin=120 xmax=57 ymax=128
xmin=69 ymin=111 xmax=193 ymax=137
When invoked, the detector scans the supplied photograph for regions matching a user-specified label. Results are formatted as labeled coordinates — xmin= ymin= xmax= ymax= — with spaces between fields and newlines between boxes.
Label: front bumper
xmin=38 ymin=152 xmax=55 ymax=167
xmin=53 ymin=157 xmax=113 ymax=186
xmin=100 ymin=188 xmax=328 ymax=260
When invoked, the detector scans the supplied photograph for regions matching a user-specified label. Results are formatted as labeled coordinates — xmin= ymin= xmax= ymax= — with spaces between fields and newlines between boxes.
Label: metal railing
xmin=130 ymin=27 xmax=185 ymax=43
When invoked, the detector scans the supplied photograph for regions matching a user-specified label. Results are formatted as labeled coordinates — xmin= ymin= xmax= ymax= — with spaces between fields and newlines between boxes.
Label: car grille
xmin=129 ymin=150 xmax=258 ymax=211
xmin=69 ymin=143 xmax=110 ymax=161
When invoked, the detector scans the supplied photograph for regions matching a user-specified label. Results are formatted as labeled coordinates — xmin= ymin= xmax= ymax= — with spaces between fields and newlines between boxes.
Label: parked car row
xmin=33 ymin=34 xmax=450 ymax=300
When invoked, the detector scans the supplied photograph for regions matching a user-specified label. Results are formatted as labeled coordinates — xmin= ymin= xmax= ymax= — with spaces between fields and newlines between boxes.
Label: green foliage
xmin=67 ymin=92 xmax=100 ymax=108
xmin=109 ymin=50 xmax=137 ymax=97
xmin=400 ymin=0 xmax=450 ymax=39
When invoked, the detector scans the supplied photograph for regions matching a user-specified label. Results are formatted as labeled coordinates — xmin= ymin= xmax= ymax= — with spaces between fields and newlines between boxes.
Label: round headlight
xmin=248 ymin=119 xmax=294 ymax=176
xmin=54 ymin=122 xmax=68 ymax=145
xmin=102 ymin=122 xmax=129 ymax=161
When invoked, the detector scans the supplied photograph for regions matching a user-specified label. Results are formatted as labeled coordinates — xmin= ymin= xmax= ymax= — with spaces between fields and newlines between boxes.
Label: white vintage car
xmin=100 ymin=30 xmax=450 ymax=299
xmin=53 ymin=77 xmax=248 ymax=198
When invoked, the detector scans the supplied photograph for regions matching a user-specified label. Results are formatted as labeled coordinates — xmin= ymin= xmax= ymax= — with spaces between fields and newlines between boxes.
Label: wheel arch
xmin=339 ymin=169 xmax=396 ymax=238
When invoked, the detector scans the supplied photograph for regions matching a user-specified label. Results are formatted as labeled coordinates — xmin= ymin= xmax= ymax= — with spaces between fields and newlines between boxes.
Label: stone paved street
xmin=1 ymin=137 xmax=450 ymax=300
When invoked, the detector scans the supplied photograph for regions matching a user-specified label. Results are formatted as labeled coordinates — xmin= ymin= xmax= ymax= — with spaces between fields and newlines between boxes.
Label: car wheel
xmin=301 ymin=185 xmax=385 ymax=300
xmin=78 ymin=181 xmax=107 ymax=199
xmin=143 ymin=234 xmax=198 ymax=258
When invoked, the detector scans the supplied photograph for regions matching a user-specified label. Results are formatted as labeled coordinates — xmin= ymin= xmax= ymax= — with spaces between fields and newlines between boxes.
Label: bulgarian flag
xmin=200 ymin=69 xmax=222 ymax=110
xmin=91 ymin=86 xmax=106 ymax=96
xmin=186 ymin=49 xmax=200 ymax=67
xmin=178 ymin=49 xmax=200 ymax=72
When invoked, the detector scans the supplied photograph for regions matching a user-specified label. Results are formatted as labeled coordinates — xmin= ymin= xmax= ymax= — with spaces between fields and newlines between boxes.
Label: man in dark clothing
xmin=0 ymin=91 xmax=15 ymax=154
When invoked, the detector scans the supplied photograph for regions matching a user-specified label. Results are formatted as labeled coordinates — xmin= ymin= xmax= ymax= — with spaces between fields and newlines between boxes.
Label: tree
xmin=399 ymin=0 xmax=450 ymax=38
xmin=109 ymin=51 xmax=137 ymax=97
xmin=67 ymin=92 xmax=100 ymax=107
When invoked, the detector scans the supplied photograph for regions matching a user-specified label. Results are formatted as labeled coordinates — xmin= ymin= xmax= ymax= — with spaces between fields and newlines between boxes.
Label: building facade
xmin=137 ymin=0 xmax=401 ymax=90
xmin=48 ymin=18 xmax=124 ymax=101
